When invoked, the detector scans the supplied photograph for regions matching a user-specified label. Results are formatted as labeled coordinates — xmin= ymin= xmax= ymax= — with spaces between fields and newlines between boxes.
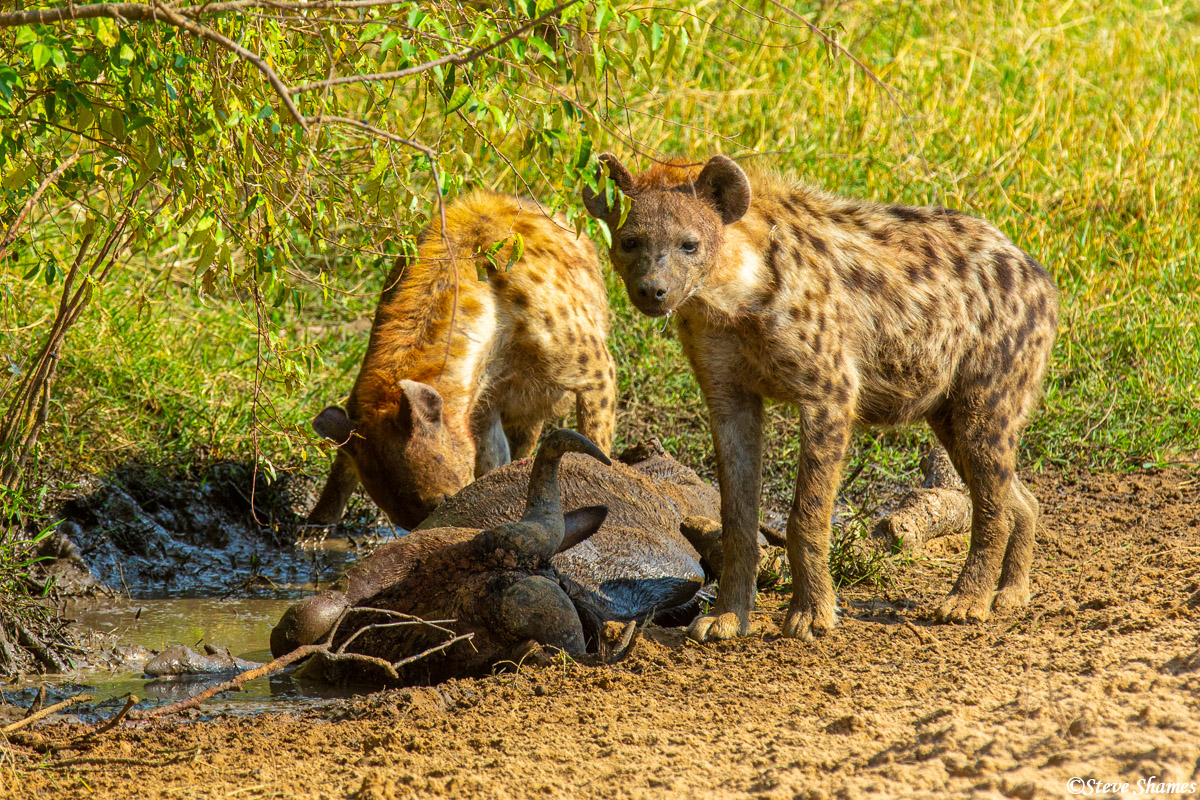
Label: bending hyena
xmin=583 ymin=154 xmax=1058 ymax=641
xmin=310 ymin=190 xmax=616 ymax=530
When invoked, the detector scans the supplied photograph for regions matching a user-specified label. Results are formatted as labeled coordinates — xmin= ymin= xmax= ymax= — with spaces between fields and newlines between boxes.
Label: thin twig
xmin=2 ymin=694 xmax=93 ymax=734
xmin=72 ymin=695 xmax=138 ymax=743
xmin=0 ymin=151 xmax=84 ymax=264
xmin=390 ymin=631 xmax=474 ymax=668
xmin=0 ymin=1 xmax=414 ymax=28
xmin=135 ymin=643 xmax=325 ymax=718
xmin=148 ymin=0 xmax=307 ymax=129
xmin=288 ymin=0 xmax=581 ymax=95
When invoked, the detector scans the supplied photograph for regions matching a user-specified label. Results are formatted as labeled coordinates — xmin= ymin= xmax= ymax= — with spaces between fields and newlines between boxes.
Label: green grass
xmin=3 ymin=0 xmax=1198 ymax=504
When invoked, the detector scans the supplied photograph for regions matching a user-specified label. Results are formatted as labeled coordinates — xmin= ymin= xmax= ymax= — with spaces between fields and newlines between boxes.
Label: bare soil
xmin=6 ymin=466 xmax=1200 ymax=799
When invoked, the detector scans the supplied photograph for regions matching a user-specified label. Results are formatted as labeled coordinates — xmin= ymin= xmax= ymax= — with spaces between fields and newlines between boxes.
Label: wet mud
xmin=7 ymin=465 xmax=1199 ymax=799
xmin=49 ymin=460 xmax=378 ymax=599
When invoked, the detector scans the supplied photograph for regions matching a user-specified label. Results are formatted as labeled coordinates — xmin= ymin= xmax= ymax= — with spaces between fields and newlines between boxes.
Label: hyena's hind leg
xmin=505 ymin=419 xmax=544 ymax=460
xmin=574 ymin=352 xmax=616 ymax=454
xmin=993 ymin=478 xmax=1039 ymax=612
xmin=927 ymin=404 xmax=1020 ymax=624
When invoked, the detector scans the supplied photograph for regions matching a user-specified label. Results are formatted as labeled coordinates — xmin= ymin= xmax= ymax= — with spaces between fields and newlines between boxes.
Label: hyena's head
xmin=313 ymin=380 xmax=472 ymax=529
xmin=582 ymin=153 xmax=750 ymax=317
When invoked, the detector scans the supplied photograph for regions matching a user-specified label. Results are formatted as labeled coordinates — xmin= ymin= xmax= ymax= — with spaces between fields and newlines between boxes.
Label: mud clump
xmin=51 ymin=461 xmax=344 ymax=598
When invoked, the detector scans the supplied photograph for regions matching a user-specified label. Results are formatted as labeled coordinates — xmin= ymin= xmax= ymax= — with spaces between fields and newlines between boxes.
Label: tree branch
xmin=0 ymin=150 xmax=84 ymax=264
xmin=0 ymin=2 xmax=308 ymax=128
xmin=0 ymin=1 xmax=415 ymax=27
xmin=148 ymin=0 xmax=307 ymax=129
xmin=287 ymin=0 xmax=581 ymax=96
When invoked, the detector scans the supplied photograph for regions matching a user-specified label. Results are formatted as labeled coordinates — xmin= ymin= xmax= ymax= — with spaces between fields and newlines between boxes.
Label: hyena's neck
xmin=682 ymin=222 xmax=774 ymax=323
xmin=352 ymin=251 xmax=498 ymax=438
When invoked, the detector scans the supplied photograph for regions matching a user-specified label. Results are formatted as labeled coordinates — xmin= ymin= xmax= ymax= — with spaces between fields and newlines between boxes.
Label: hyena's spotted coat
xmin=310 ymin=190 xmax=615 ymax=530
xmin=583 ymin=154 xmax=1058 ymax=641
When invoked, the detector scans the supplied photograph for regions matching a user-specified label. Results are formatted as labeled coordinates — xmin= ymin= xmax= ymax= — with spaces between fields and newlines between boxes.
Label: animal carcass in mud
xmin=271 ymin=431 xmax=781 ymax=683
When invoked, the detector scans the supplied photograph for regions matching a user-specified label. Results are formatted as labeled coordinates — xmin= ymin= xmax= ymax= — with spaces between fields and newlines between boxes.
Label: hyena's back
xmin=722 ymin=173 xmax=1059 ymax=429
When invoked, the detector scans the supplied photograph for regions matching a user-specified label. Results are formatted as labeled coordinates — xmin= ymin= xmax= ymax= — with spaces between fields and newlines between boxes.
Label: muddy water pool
xmin=10 ymin=534 xmax=405 ymax=717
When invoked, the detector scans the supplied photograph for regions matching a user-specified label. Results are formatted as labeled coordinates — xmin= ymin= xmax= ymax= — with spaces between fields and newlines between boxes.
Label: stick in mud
xmin=2 ymin=693 xmax=94 ymax=734
xmin=134 ymin=612 xmax=476 ymax=719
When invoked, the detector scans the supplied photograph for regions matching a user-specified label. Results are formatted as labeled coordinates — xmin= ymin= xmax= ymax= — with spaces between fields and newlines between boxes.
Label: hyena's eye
xmin=620 ymin=236 xmax=638 ymax=251
xmin=681 ymin=239 xmax=699 ymax=254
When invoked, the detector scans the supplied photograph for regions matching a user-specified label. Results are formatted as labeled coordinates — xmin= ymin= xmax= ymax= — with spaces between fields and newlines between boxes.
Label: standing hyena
xmin=310 ymin=190 xmax=616 ymax=530
xmin=583 ymin=154 xmax=1058 ymax=641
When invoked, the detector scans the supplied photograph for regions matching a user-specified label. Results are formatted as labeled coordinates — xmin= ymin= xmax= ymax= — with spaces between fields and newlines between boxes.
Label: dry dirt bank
xmin=7 ymin=466 xmax=1200 ymax=799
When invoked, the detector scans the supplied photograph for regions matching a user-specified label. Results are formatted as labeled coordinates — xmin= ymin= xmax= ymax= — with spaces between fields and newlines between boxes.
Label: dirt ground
xmin=5 ymin=466 xmax=1200 ymax=799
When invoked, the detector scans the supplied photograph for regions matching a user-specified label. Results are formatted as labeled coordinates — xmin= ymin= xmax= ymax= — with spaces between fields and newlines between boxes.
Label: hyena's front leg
xmin=307 ymin=450 xmax=359 ymax=526
xmin=782 ymin=405 xmax=851 ymax=640
xmin=686 ymin=386 xmax=764 ymax=642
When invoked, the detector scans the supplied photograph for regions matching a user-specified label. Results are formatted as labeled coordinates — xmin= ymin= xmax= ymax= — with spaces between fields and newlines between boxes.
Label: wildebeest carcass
xmin=271 ymin=430 xmax=780 ymax=683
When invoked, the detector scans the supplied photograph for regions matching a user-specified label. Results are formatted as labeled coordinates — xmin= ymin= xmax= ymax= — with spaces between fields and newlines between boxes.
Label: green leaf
xmin=95 ymin=17 xmax=119 ymax=47
xmin=504 ymin=232 xmax=525 ymax=272
xmin=0 ymin=66 xmax=19 ymax=101
xmin=15 ymin=28 xmax=37 ymax=47
xmin=529 ymin=35 xmax=555 ymax=60
xmin=380 ymin=31 xmax=401 ymax=53
xmin=358 ymin=22 xmax=386 ymax=43
xmin=445 ymin=85 xmax=472 ymax=114
xmin=30 ymin=43 xmax=52 ymax=72
xmin=575 ymin=134 xmax=592 ymax=171
xmin=592 ymin=40 xmax=606 ymax=77
xmin=650 ymin=23 xmax=664 ymax=52
xmin=256 ymin=104 xmax=274 ymax=120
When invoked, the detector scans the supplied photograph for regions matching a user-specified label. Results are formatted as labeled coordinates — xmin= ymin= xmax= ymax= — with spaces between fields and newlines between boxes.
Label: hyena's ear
xmin=397 ymin=380 xmax=444 ymax=431
xmin=695 ymin=155 xmax=751 ymax=225
xmin=581 ymin=153 xmax=634 ymax=220
xmin=314 ymin=406 xmax=355 ymax=449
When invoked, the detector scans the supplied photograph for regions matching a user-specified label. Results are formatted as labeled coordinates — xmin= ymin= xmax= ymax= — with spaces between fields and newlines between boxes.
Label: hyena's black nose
xmin=637 ymin=277 xmax=670 ymax=303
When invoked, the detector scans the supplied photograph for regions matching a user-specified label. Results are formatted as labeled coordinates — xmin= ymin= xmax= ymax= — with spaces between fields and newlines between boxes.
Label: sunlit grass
xmin=3 ymin=0 xmax=1197 ymax=490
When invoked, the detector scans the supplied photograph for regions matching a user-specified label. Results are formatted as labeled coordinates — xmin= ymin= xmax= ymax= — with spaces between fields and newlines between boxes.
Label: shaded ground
xmin=5 ymin=466 xmax=1200 ymax=799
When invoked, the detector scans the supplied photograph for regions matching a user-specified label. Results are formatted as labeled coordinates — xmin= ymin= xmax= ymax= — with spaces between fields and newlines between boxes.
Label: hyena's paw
xmin=782 ymin=603 xmax=837 ymax=642
xmin=991 ymin=583 xmax=1031 ymax=614
xmin=935 ymin=590 xmax=993 ymax=624
xmin=686 ymin=612 xmax=745 ymax=642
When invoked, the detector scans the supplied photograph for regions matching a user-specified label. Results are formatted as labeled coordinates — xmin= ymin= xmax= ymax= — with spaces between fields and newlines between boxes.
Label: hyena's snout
xmin=628 ymin=261 xmax=678 ymax=316
xmin=636 ymin=274 xmax=671 ymax=306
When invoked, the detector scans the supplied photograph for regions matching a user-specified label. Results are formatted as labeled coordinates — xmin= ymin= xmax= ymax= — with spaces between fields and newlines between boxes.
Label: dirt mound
xmin=8 ymin=466 xmax=1200 ymax=799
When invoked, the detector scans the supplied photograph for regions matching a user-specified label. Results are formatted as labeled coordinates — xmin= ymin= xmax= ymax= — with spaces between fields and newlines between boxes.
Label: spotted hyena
xmin=583 ymin=154 xmax=1058 ymax=641
xmin=310 ymin=190 xmax=615 ymax=530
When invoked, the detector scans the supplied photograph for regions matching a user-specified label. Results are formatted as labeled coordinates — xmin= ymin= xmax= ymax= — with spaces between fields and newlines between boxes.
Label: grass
xmin=3 ymin=0 xmax=1198 ymax=508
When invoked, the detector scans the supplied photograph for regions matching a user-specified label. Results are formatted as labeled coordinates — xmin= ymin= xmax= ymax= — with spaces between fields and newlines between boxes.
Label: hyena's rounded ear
xmin=397 ymin=379 xmax=444 ymax=431
xmin=314 ymin=406 xmax=355 ymax=448
xmin=695 ymin=155 xmax=751 ymax=225
xmin=581 ymin=153 xmax=634 ymax=220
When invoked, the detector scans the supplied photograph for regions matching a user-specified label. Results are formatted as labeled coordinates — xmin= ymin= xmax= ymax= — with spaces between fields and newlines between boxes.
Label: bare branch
xmin=762 ymin=0 xmax=907 ymax=117
xmin=135 ymin=643 xmax=325 ymax=718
